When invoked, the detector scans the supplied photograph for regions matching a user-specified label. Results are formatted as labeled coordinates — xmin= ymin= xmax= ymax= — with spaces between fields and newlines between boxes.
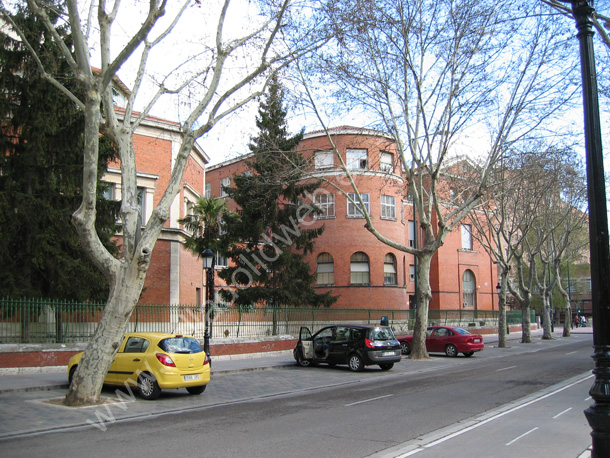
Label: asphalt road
xmin=0 ymin=334 xmax=594 ymax=458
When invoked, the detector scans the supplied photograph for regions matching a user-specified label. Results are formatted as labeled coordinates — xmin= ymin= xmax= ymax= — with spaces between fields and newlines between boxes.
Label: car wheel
xmin=379 ymin=363 xmax=394 ymax=371
xmin=186 ymin=385 xmax=207 ymax=395
xmin=348 ymin=354 xmax=364 ymax=372
xmin=296 ymin=352 xmax=312 ymax=367
xmin=463 ymin=351 xmax=474 ymax=357
xmin=400 ymin=342 xmax=411 ymax=356
xmin=68 ymin=365 xmax=77 ymax=385
xmin=138 ymin=372 xmax=161 ymax=400
xmin=445 ymin=344 xmax=458 ymax=357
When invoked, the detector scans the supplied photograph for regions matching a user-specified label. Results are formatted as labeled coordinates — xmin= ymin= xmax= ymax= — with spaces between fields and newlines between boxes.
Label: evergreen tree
xmin=219 ymin=77 xmax=336 ymax=312
xmin=0 ymin=5 xmax=119 ymax=300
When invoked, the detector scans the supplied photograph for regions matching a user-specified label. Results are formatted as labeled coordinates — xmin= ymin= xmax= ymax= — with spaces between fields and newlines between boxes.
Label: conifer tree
xmin=0 ymin=4 xmax=119 ymax=300
xmin=219 ymin=77 xmax=336 ymax=315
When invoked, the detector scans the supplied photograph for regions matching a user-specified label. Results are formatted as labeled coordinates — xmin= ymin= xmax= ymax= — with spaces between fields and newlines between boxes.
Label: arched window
xmin=463 ymin=270 xmax=476 ymax=307
xmin=384 ymin=253 xmax=397 ymax=285
xmin=350 ymin=252 xmax=370 ymax=285
xmin=316 ymin=253 xmax=334 ymax=285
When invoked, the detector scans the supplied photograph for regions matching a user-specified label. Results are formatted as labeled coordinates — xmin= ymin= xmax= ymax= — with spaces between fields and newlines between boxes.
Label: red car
xmin=398 ymin=326 xmax=484 ymax=357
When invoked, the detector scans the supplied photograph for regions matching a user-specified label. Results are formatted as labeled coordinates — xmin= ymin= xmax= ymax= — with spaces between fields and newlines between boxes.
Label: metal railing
xmin=0 ymin=297 xmax=531 ymax=344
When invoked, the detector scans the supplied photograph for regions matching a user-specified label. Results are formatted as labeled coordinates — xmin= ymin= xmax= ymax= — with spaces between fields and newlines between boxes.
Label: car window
xmin=454 ymin=328 xmax=471 ymax=335
xmin=123 ymin=337 xmax=150 ymax=353
xmin=336 ymin=327 xmax=350 ymax=341
xmin=368 ymin=327 xmax=396 ymax=341
xmin=352 ymin=328 xmax=363 ymax=340
xmin=434 ymin=328 xmax=448 ymax=337
xmin=315 ymin=327 xmax=335 ymax=340
xmin=159 ymin=337 xmax=203 ymax=354
xmin=425 ymin=328 xmax=434 ymax=337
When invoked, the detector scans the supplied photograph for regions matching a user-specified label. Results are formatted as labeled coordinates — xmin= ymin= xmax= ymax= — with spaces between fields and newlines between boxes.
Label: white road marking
xmin=378 ymin=373 xmax=594 ymax=458
xmin=553 ymin=407 xmax=572 ymax=419
xmin=506 ymin=427 xmax=539 ymax=446
xmin=496 ymin=366 xmax=517 ymax=372
xmin=344 ymin=394 xmax=393 ymax=407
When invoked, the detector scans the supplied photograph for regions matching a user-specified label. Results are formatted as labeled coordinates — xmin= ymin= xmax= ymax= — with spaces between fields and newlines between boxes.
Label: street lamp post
xmin=201 ymin=248 xmax=215 ymax=359
xmin=559 ymin=1 xmax=610 ymax=455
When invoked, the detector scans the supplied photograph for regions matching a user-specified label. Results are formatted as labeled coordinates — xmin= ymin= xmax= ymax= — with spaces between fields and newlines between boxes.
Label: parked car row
xmin=67 ymin=325 xmax=484 ymax=400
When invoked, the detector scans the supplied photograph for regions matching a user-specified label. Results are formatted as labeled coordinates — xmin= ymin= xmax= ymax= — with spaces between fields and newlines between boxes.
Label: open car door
xmin=300 ymin=327 xmax=314 ymax=360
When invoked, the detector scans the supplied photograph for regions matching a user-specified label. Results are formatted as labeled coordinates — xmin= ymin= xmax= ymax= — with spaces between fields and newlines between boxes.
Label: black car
xmin=293 ymin=324 xmax=402 ymax=371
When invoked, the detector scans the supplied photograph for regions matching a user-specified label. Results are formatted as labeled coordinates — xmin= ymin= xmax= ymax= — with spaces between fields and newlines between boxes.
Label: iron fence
xmin=0 ymin=297 xmax=531 ymax=344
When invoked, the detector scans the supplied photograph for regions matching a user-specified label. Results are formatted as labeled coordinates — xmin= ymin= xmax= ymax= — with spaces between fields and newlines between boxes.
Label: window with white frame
xmin=101 ymin=182 xmax=115 ymax=200
xmin=215 ymin=253 xmax=229 ymax=268
xmin=347 ymin=193 xmax=370 ymax=217
xmin=346 ymin=149 xmax=368 ymax=170
xmin=381 ymin=195 xmax=396 ymax=219
xmin=316 ymin=253 xmax=334 ymax=285
xmin=380 ymin=152 xmax=394 ymax=173
xmin=350 ymin=252 xmax=370 ymax=285
xmin=220 ymin=177 xmax=230 ymax=197
xmin=408 ymin=220 xmax=416 ymax=248
xmin=461 ymin=224 xmax=473 ymax=250
xmin=462 ymin=270 xmax=476 ymax=307
xmin=315 ymin=150 xmax=334 ymax=170
xmin=314 ymin=193 xmax=335 ymax=218
xmin=137 ymin=187 xmax=146 ymax=223
xmin=205 ymin=182 xmax=211 ymax=198
xmin=384 ymin=254 xmax=397 ymax=285
xmin=409 ymin=264 xmax=415 ymax=282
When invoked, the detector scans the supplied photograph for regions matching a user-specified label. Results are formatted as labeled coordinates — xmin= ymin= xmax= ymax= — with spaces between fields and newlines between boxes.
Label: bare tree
xmin=1 ymin=0 xmax=329 ymax=405
xmin=533 ymin=151 xmax=588 ymax=339
xmin=467 ymin=155 xmax=541 ymax=347
xmin=297 ymin=0 xmax=578 ymax=358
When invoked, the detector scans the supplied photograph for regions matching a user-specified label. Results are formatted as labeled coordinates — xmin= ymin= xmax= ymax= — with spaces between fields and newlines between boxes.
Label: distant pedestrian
xmin=580 ymin=316 xmax=587 ymax=327
xmin=574 ymin=315 xmax=580 ymax=328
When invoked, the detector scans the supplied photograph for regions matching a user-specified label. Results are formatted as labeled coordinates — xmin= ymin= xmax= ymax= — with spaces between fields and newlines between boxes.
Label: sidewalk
xmin=0 ymin=326 xmax=594 ymax=457
xmin=0 ymin=350 xmax=296 ymax=394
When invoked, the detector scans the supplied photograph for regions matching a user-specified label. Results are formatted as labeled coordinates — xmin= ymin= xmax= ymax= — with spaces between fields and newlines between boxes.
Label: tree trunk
xmin=521 ymin=296 xmax=532 ymax=344
xmin=63 ymin=265 xmax=146 ymax=406
xmin=541 ymin=291 xmax=553 ymax=340
xmin=411 ymin=254 xmax=433 ymax=360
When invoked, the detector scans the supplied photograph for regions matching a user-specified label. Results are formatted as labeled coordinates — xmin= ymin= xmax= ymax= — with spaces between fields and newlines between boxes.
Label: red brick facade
xmin=206 ymin=127 xmax=499 ymax=312
xmin=103 ymin=119 xmax=209 ymax=306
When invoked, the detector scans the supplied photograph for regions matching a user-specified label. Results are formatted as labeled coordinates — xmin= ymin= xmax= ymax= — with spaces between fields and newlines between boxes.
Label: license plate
xmin=474 ymin=339 xmax=481 ymax=343
xmin=184 ymin=374 xmax=200 ymax=381
xmin=382 ymin=351 xmax=396 ymax=356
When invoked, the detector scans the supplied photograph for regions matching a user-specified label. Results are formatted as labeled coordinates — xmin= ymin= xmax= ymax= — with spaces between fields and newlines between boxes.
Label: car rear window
xmin=368 ymin=327 xmax=396 ymax=341
xmin=454 ymin=328 xmax=471 ymax=335
xmin=159 ymin=337 xmax=203 ymax=354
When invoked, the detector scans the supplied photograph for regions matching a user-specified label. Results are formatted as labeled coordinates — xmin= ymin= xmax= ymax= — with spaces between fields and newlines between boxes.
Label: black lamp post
xmin=201 ymin=248 xmax=215 ymax=358
xmin=559 ymin=1 xmax=610 ymax=455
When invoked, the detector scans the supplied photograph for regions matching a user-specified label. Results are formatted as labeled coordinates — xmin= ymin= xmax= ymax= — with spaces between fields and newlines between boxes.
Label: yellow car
xmin=68 ymin=332 xmax=211 ymax=400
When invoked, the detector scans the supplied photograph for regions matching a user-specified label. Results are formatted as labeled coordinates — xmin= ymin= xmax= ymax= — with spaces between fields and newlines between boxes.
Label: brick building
xmin=102 ymin=111 xmax=209 ymax=306
xmin=206 ymin=127 xmax=500 ymax=312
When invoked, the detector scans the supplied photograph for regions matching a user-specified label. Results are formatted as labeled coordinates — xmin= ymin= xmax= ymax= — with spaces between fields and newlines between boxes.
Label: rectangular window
xmin=408 ymin=220 xmax=416 ymax=248
xmin=347 ymin=193 xmax=370 ymax=217
xmin=101 ymin=183 xmax=115 ymax=200
xmin=220 ymin=177 xmax=230 ymax=197
xmin=205 ymin=182 xmax=211 ymax=199
xmin=409 ymin=265 xmax=415 ymax=282
xmin=137 ymin=187 xmax=145 ymax=224
xmin=381 ymin=195 xmax=396 ymax=219
xmin=315 ymin=150 xmax=334 ymax=169
xmin=314 ymin=193 xmax=335 ymax=218
xmin=215 ymin=253 xmax=229 ymax=268
xmin=380 ymin=152 xmax=394 ymax=173
xmin=346 ymin=149 xmax=368 ymax=170
xmin=461 ymin=224 xmax=473 ymax=250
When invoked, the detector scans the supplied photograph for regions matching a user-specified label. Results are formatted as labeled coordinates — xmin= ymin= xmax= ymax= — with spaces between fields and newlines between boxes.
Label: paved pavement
xmin=0 ymin=327 xmax=595 ymax=457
